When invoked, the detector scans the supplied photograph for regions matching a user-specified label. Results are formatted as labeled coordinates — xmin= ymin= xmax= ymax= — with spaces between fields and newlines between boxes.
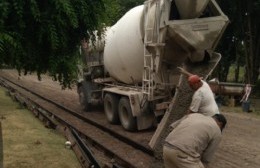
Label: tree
xmin=0 ymin=0 xmax=105 ymax=88
xmin=216 ymin=0 xmax=260 ymax=84
xmin=102 ymin=0 xmax=145 ymax=25
xmin=215 ymin=0 xmax=240 ymax=82
xmin=118 ymin=0 xmax=145 ymax=16
xmin=0 ymin=0 xmax=146 ymax=88
xmin=242 ymin=0 xmax=260 ymax=84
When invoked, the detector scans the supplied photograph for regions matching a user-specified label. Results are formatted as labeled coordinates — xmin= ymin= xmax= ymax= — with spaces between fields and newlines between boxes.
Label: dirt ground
xmin=210 ymin=108 xmax=260 ymax=168
xmin=1 ymin=70 xmax=260 ymax=168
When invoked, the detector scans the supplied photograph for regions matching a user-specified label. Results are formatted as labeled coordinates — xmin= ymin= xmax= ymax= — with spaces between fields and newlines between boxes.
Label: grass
xmin=226 ymin=65 xmax=245 ymax=82
xmin=0 ymin=87 xmax=81 ymax=168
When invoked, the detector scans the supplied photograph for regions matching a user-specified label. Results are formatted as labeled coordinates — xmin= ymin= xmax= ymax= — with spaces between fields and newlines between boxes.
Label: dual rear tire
xmin=104 ymin=94 xmax=119 ymax=124
xmin=118 ymin=97 xmax=137 ymax=131
xmin=104 ymin=93 xmax=137 ymax=131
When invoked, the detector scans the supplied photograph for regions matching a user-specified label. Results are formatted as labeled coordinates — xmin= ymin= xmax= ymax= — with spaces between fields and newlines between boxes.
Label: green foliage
xmin=227 ymin=65 xmax=245 ymax=82
xmin=215 ymin=0 xmax=238 ymax=81
xmin=0 ymin=0 xmax=104 ymax=88
xmin=118 ymin=0 xmax=145 ymax=16
xmin=0 ymin=0 xmax=145 ymax=88
xmin=5 ymin=0 xmax=259 ymax=87
xmin=216 ymin=0 xmax=260 ymax=84
xmin=101 ymin=0 xmax=144 ymax=26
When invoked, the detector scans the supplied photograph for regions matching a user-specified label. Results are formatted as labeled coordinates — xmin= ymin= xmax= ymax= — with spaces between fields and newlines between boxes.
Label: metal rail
xmin=1 ymin=77 xmax=154 ymax=156
xmin=0 ymin=80 xmax=93 ymax=167
xmin=71 ymin=128 xmax=101 ymax=168
xmin=0 ymin=76 xmax=155 ymax=168
xmin=0 ymin=76 xmax=153 ymax=156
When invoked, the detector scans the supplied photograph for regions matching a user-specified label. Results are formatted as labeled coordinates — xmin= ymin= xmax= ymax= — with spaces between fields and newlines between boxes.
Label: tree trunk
xmin=244 ymin=0 xmax=253 ymax=84
xmin=244 ymin=0 xmax=260 ymax=84
xmin=234 ymin=41 xmax=241 ymax=82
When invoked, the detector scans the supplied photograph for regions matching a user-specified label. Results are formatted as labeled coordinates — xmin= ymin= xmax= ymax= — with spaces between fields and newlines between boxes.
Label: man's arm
xmin=201 ymin=136 xmax=221 ymax=163
xmin=178 ymin=67 xmax=204 ymax=80
xmin=177 ymin=67 xmax=193 ymax=77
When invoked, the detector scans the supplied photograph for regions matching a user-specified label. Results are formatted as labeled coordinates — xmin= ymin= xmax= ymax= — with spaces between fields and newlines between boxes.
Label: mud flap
xmin=149 ymin=52 xmax=221 ymax=159
xmin=137 ymin=112 xmax=155 ymax=130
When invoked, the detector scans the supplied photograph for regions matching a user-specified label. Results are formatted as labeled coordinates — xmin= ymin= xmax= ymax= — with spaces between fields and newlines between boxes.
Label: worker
xmin=240 ymin=84 xmax=252 ymax=112
xmin=240 ymin=84 xmax=252 ymax=103
xmin=178 ymin=67 xmax=219 ymax=116
xmin=163 ymin=113 xmax=227 ymax=168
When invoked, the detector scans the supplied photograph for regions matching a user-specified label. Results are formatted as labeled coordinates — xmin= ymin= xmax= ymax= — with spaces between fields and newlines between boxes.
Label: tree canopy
xmin=0 ymin=0 xmax=144 ymax=88
xmin=216 ymin=0 xmax=260 ymax=84
xmin=0 ymin=0 xmax=107 ymax=87
xmin=0 ymin=0 xmax=259 ymax=88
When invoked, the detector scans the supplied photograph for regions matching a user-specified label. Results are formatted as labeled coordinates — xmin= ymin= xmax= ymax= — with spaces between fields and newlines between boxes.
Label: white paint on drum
xmin=104 ymin=5 xmax=145 ymax=84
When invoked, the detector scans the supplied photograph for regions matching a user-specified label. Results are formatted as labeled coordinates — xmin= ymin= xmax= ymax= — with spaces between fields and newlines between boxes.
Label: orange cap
xmin=188 ymin=75 xmax=201 ymax=84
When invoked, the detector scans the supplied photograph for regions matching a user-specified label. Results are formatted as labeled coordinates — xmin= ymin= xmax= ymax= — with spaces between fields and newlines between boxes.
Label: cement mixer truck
xmin=77 ymin=0 xmax=229 ymax=131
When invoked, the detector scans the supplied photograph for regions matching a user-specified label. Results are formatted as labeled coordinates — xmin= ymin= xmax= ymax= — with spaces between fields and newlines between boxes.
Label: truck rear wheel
xmin=104 ymin=93 xmax=119 ymax=124
xmin=78 ymin=86 xmax=91 ymax=111
xmin=118 ymin=97 xmax=137 ymax=131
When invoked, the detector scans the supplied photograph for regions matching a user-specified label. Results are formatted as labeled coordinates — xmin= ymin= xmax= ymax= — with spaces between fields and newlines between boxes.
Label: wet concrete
xmin=150 ymin=54 xmax=221 ymax=161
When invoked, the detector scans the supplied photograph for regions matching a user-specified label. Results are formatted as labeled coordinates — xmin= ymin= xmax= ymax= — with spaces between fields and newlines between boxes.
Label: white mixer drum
xmin=104 ymin=5 xmax=145 ymax=84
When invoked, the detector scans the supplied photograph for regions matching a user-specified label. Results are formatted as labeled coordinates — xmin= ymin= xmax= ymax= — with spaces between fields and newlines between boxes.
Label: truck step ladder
xmin=142 ymin=0 xmax=162 ymax=100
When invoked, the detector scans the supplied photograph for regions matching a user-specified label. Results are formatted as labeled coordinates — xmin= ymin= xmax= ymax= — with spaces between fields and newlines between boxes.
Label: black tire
xmin=78 ymin=86 xmax=91 ymax=111
xmin=118 ymin=97 xmax=137 ymax=131
xmin=104 ymin=93 xmax=120 ymax=124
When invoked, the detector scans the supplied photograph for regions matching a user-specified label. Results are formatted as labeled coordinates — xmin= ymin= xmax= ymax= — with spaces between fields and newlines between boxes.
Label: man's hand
xmin=177 ymin=67 xmax=204 ymax=80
